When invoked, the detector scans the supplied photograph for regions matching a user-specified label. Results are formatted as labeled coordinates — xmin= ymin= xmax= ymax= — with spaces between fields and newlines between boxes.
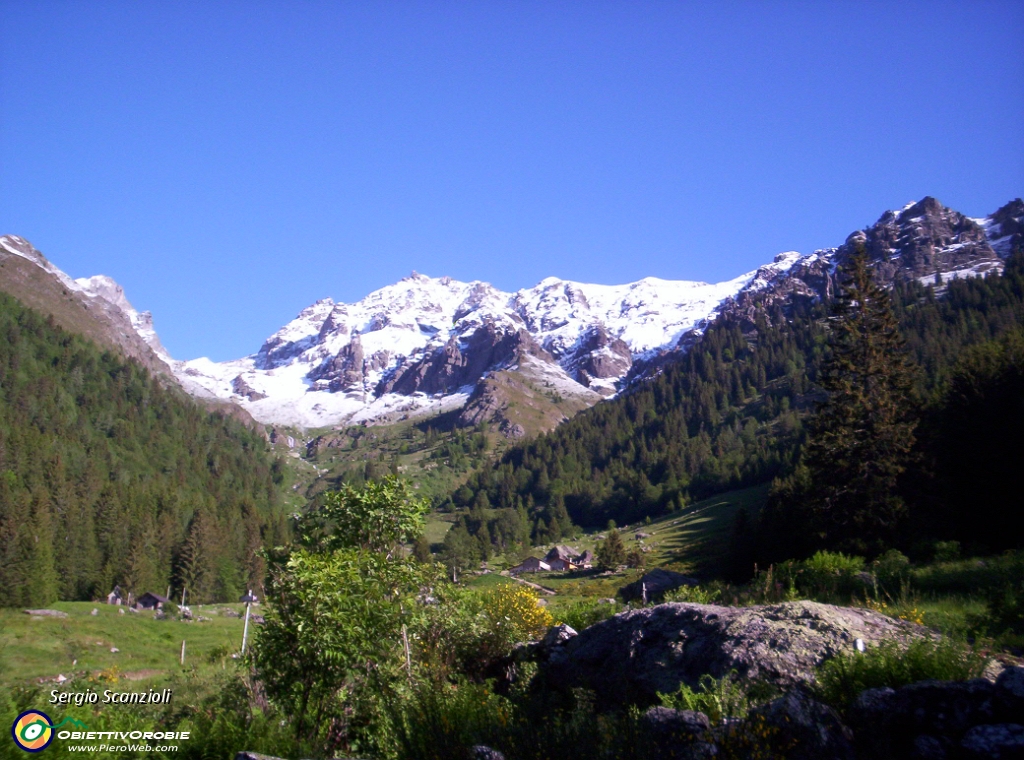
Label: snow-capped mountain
xmin=0 ymin=235 xmax=174 ymax=377
xmin=3 ymin=196 xmax=1020 ymax=433
xmin=174 ymin=258 xmax=807 ymax=429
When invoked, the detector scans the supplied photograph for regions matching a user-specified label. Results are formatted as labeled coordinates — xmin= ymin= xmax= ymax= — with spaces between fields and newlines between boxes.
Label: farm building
xmin=135 ymin=592 xmax=170 ymax=610
xmin=545 ymin=545 xmax=578 ymax=563
xmin=508 ymin=557 xmax=551 ymax=575
xmin=575 ymin=550 xmax=595 ymax=569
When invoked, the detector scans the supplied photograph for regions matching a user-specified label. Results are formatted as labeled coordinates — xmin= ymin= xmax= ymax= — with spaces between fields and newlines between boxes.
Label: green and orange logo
xmin=11 ymin=710 xmax=54 ymax=752
xmin=11 ymin=712 xmax=86 ymax=752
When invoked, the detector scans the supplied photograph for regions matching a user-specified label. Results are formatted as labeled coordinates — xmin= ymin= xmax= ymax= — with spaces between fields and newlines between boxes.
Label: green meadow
xmin=0 ymin=602 xmax=248 ymax=687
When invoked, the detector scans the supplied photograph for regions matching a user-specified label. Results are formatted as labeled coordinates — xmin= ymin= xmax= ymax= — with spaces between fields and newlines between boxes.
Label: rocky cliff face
xmin=709 ymin=197 xmax=1021 ymax=340
xmin=838 ymin=196 xmax=1004 ymax=284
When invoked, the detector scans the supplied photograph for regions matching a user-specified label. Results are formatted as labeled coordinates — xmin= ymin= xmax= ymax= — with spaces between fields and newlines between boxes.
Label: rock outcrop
xmin=537 ymin=601 xmax=928 ymax=709
xmin=619 ymin=568 xmax=698 ymax=603
xmin=838 ymin=196 xmax=1002 ymax=284
xmin=381 ymin=326 xmax=551 ymax=397
xmin=848 ymin=667 xmax=1024 ymax=759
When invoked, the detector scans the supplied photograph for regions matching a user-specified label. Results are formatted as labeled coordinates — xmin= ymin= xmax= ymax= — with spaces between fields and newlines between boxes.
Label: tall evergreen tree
xmin=796 ymin=251 xmax=919 ymax=552
xmin=26 ymin=490 xmax=60 ymax=605
xmin=597 ymin=528 xmax=626 ymax=570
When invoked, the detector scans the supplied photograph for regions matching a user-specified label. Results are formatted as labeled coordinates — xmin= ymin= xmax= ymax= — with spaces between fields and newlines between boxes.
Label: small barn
xmin=574 ymin=550 xmax=595 ymax=569
xmin=508 ymin=557 xmax=551 ymax=575
xmin=545 ymin=545 xmax=579 ymax=564
xmin=135 ymin=592 xmax=170 ymax=611
xmin=106 ymin=585 xmax=125 ymax=605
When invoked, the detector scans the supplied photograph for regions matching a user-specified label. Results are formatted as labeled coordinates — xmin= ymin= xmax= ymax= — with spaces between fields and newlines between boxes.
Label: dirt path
xmin=501 ymin=572 xmax=556 ymax=596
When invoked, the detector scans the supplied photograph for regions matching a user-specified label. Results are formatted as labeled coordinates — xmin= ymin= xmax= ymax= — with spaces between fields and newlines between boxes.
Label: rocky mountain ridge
xmin=0 ymin=235 xmax=173 ymax=377
xmin=2 ymin=196 xmax=1020 ymax=432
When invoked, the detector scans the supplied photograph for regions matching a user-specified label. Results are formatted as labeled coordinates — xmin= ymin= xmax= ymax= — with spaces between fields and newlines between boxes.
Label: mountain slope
xmin=172 ymin=197 xmax=1023 ymax=431
xmin=0 ymin=236 xmax=172 ymax=377
xmin=0 ymin=289 xmax=286 ymax=606
xmin=174 ymin=270 xmax=763 ymax=428
xmin=5 ymin=196 xmax=1020 ymax=436
xmin=441 ymin=199 xmax=1023 ymax=551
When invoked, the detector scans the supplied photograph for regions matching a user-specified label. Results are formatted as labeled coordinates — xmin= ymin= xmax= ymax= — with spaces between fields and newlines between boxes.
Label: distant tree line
xmin=0 ymin=291 xmax=289 ymax=607
xmin=449 ymin=249 xmax=1024 ymax=561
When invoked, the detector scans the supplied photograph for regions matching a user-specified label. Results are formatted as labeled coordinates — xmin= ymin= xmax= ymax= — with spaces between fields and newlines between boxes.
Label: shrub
xmin=933 ymin=541 xmax=961 ymax=562
xmin=477 ymin=583 xmax=553 ymax=648
xmin=872 ymin=549 xmax=911 ymax=595
xmin=814 ymin=637 xmax=988 ymax=711
xmin=912 ymin=550 xmax=1024 ymax=596
xmin=421 ymin=584 xmax=554 ymax=679
xmin=664 ymin=585 xmax=723 ymax=605
xmin=798 ymin=550 xmax=866 ymax=597
xmin=391 ymin=680 xmax=511 ymax=760
xmin=980 ymin=577 xmax=1024 ymax=645
xmin=658 ymin=672 xmax=751 ymax=724
xmin=555 ymin=599 xmax=618 ymax=632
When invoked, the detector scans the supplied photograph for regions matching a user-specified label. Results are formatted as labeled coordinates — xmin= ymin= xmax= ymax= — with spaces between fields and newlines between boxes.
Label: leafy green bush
xmin=871 ymin=549 xmax=911 ymax=595
xmin=797 ymin=550 xmax=866 ymax=597
xmin=392 ymin=680 xmax=667 ymax=760
xmin=933 ymin=541 xmax=961 ymax=562
xmin=979 ymin=578 xmax=1024 ymax=646
xmin=390 ymin=680 xmax=514 ymax=760
xmin=417 ymin=584 xmax=554 ymax=680
xmin=912 ymin=551 xmax=1024 ymax=596
xmin=658 ymin=672 xmax=751 ymax=724
xmin=663 ymin=585 xmax=723 ymax=604
xmin=555 ymin=599 xmax=619 ymax=631
xmin=814 ymin=638 xmax=988 ymax=711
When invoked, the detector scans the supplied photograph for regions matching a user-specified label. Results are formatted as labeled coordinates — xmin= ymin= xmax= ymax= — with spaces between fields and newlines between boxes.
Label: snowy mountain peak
xmin=173 ymin=196 xmax=1021 ymax=429
xmin=0 ymin=235 xmax=172 ymax=372
xmin=4 ymin=196 xmax=1019 ymax=433
xmin=176 ymin=267 xmax=774 ymax=428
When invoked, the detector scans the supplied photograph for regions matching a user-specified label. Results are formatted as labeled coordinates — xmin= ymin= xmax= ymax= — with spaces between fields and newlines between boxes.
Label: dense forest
xmin=445 ymin=251 xmax=1024 ymax=562
xmin=0 ymin=291 xmax=289 ymax=607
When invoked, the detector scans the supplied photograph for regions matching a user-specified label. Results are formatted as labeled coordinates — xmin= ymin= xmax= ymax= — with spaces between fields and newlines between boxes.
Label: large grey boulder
xmin=849 ymin=671 xmax=1024 ymax=758
xmin=960 ymin=724 xmax=1024 ymax=759
xmin=537 ymin=600 xmax=927 ymax=709
xmin=747 ymin=690 xmax=854 ymax=760
xmin=619 ymin=568 xmax=698 ymax=602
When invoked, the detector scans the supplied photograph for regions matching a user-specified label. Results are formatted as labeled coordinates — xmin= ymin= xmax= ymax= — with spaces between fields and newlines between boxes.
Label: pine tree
xmin=412 ymin=534 xmax=432 ymax=563
xmin=26 ymin=492 xmax=60 ymax=605
xmin=597 ymin=528 xmax=626 ymax=570
xmin=800 ymin=251 xmax=919 ymax=551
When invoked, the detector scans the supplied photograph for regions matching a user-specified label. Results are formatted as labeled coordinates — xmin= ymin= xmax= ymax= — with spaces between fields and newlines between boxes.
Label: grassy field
xmin=477 ymin=483 xmax=772 ymax=601
xmin=647 ymin=483 xmax=770 ymax=575
xmin=0 ymin=602 xmax=249 ymax=688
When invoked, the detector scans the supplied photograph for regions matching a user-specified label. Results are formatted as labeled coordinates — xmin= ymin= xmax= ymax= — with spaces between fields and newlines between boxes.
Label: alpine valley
xmin=3 ymin=196 xmax=1020 ymax=437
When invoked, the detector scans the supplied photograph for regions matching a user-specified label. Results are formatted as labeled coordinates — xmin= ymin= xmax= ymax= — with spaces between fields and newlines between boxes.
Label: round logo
xmin=11 ymin=710 xmax=54 ymax=752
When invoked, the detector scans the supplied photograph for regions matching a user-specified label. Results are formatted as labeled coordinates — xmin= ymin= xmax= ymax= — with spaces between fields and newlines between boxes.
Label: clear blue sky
xmin=2 ymin=1 xmax=1021 ymax=361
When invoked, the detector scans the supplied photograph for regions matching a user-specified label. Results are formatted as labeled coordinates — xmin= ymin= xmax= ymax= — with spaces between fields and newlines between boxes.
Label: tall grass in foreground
xmin=813 ymin=637 xmax=988 ymax=712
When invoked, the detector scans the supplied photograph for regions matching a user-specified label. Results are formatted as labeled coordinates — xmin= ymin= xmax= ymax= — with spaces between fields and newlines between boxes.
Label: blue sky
xmin=2 ymin=1 xmax=1021 ymax=362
